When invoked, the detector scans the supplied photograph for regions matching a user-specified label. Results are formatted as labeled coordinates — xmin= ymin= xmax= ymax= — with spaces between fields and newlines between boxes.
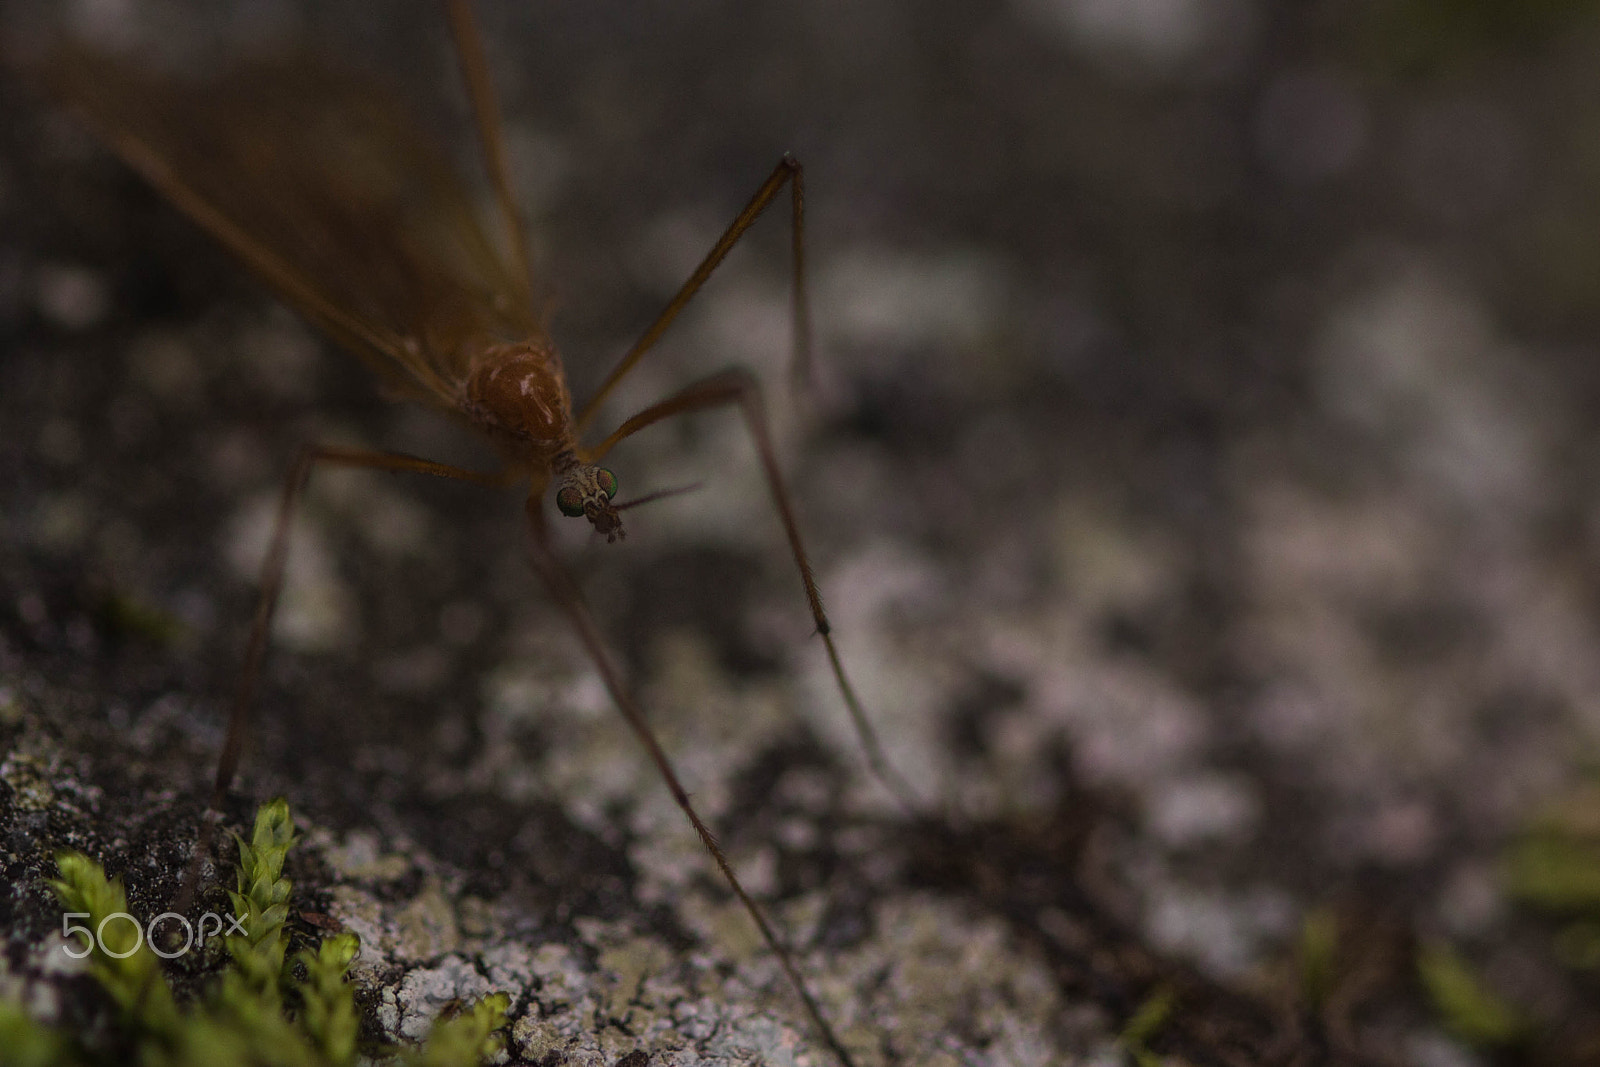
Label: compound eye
xmin=596 ymin=468 xmax=618 ymax=500
xmin=555 ymin=486 xmax=585 ymax=517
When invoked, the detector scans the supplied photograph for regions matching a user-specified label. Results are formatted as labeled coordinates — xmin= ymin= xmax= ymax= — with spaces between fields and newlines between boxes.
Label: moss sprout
xmin=1294 ymin=906 xmax=1340 ymax=1011
xmin=17 ymin=799 xmax=510 ymax=1067
xmin=0 ymin=999 xmax=73 ymax=1067
xmin=1116 ymin=985 xmax=1174 ymax=1067
xmin=1416 ymin=942 xmax=1528 ymax=1049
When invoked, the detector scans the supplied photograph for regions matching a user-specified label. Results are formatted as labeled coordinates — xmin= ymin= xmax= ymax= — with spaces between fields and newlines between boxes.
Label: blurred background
xmin=6 ymin=0 xmax=1600 ymax=1063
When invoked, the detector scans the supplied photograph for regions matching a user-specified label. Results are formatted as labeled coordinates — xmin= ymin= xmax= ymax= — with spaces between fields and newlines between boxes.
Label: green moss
xmin=1117 ymin=985 xmax=1175 ymax=1067
xmin=96 ymin=593 xmax=187 ymax=647
xmin=15 ymin=800 xmax=510 ymax=1067
xmin=1294 ymin=907 xmax=1340 ymax=1010
xmin=0 ymin=998 xmax=76 ymax=1067
xmin=1503 ymin=834 xmax=1600 ymax=911
xmin=1417 ymin=942 xmax=1528 ymax=1049
xmin=221 ymin=797 xmax=297 ymax=1018
xmin=292 ymin=935 xmax=361 ymax=1064
xmin=49 ymin=851 xmax=183 ymax=1045
xmin=1361 ymin=0 xmax=1600 ymax=75
xmin=1504 ymin=781 xmax=1600 ymax=968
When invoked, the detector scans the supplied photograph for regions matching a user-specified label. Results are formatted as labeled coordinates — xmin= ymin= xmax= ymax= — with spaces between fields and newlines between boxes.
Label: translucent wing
xmin=41 ymin=47 xmax=541 ymax=405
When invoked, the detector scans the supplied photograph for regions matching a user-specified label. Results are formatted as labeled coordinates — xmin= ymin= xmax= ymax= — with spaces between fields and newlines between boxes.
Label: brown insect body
xmin=462 ymin=339 xmax=576 ymax=460
xmin=459 ymin=339 xmax=623 ymax=538
xmin=26 ymin=4 xmax=922 ymax=1063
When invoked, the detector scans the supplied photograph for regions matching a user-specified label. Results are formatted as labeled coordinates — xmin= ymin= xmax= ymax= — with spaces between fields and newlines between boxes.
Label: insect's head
xmin=555 ymin=465 xmax=623 ymax=542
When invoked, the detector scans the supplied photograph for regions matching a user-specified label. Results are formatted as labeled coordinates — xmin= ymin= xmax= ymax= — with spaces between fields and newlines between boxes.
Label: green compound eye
xmin=596 ymin=468 xmax=618 ymax=500
xmin=555 ymin=486 xmax=585 ymax=517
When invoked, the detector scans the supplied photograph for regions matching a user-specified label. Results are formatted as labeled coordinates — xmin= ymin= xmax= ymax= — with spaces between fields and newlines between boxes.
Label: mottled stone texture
xmin=8 ymin=1 xmax=1600 ymax=1064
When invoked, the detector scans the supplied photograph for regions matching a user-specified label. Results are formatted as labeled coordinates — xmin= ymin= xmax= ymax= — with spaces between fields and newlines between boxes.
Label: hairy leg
xmin=574 ymin=154 xmax=811 ymax=435
xmin=176 ymin=444 xmax=509 ymax=910
xmin=585 ymin=369 xmax=922 ymax=814
xmin=523 ymin=501 xmax=860 ymax=1067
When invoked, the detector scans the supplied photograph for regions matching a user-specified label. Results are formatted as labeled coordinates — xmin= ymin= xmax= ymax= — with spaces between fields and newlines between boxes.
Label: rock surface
xmin=6 ymin=1 xmax=1600 ymax=1064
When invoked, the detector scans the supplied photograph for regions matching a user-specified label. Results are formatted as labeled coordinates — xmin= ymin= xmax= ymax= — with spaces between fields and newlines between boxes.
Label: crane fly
xmin=31 ymin=2 xmax=919 ymax=1063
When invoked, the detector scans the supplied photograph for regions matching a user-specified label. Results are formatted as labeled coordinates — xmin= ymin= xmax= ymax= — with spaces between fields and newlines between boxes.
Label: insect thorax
xmin=461 ymin=341 xmax=576 ymax=460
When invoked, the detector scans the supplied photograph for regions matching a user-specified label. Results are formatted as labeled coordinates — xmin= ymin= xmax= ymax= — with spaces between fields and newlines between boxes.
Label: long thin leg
xmin=584 ymin=370 xmax=922 ymax=814
xmin=523 ymin=503 xmax=859 ymax=1067
xmin=574 ymin=154 xmax=811 ymax=435
xmin=443 ymin=0 xmax=536 ymax=311
xmin=175 ymin=444 xmax=509 ymax=911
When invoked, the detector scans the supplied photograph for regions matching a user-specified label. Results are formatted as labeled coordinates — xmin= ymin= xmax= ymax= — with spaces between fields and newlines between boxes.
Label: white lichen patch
xmin=520 ymin=890 xmax=1072 ymax=1065
xmin=836 ymin=894 xmax=1066 ymax=1067
xmin=798 ymin=540 xmax=960 ymax=812
xmin=224 ymin=493 xmax=358 ymax=653
xmin=674 ymin=896 xmax=768 ymax=967
xmin=306 ymin=794 xmax=1085 ymax=1066
xmin=978 ymin=600 xmax=1208 ymax=811
xmin=0 ymin=722 xmax=97 ymax=816
xmin=1049 ymin=498 xmax=1184 ymax=619
xmin=816 ymin=246 xmax=1009 ymax=361
xmin=316 ymin=827 xmax=413 ymax=882
xmin=0 ymin=750 xmax=58 ymax=811
xmin=1312 ymin=260 xmax=1549 ymax=520
xmin=1143 ymin=881 xmax=1297 ymax=980
xmin=1013 ymin=0 xmax=1226 ymax=69
xmin=475 ymin=624 xmax=804 ymax=890
xmin=472 ymin=625 xmax=652 ymax=822
xmin=1144 ymin=772 xmax=1261 ymax=849
xmin=476 ymin=941 xmax=538 ymax=992
xmin=394 ymin=877 xmax=462 ymax=962
xmin=385 ymin=954 xmax=497 ymax=1041
xmin=1234 ymin=466 xmax=1600 ymax=839
xmin=280 ymin=535 xmax=1096 ymax=1066
xmin=507 ymin=932 xmax=710 ymax=1066
xmin=31 ymin=935 xmax=90 ymax=985
xmin=33 ymin=262 xmax=109 ymax=332
xmin=325 ymin=885 xmax=387 ymax=982
xmin=3 ymin=948 xmax=70 ymax=1024
xmin=313 ymin=465 xmax=434 ymax=560
xmin=593 ymin=932 xmax=677 ymax=1013
xmin=501 ymin=918 xmax=823 ymax=1067
xmin=315 ymin=828 xmax=472 ymax=972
